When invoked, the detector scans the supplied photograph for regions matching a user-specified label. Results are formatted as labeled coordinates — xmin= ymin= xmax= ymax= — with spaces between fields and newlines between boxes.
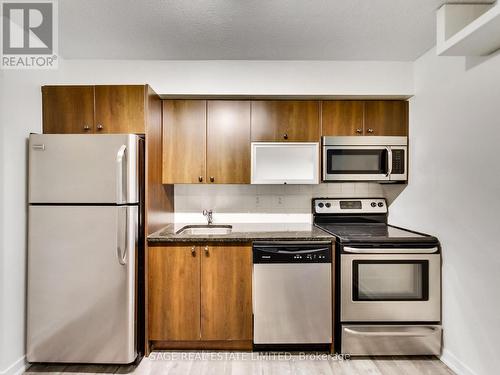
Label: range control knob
xmin=371 ymin=202 xmax=377 ymax=207
xmin=325 ymin=203 xmax=331 ymax=208
xmin=318 ymin=202 xmax=324 ymax=208
xmin=378 ymin=202 xmax=384 ymax=207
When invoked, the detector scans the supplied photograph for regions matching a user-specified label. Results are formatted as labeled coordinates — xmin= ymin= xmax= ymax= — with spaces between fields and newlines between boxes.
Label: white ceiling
xmin=59 ymin=0 xmax=493 ymax=61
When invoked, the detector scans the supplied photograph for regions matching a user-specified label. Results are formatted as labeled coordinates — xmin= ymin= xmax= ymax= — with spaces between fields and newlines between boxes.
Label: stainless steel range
xmin=313 ymin=198 xmax=442 ymax=356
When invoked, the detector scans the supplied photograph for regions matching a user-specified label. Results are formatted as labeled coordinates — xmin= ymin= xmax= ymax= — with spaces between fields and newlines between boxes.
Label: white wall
xmin=173 ymin=183 xmax=387 ymax=223
xmin=389 ymin=49 xmax=500 ymax=375
xmin=0 ymin=59 xmax=413 ymax=374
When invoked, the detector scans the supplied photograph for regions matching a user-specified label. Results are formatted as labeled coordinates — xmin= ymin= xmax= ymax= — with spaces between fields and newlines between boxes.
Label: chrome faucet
xmin=203 ymin=209 xmax=213 ymax=225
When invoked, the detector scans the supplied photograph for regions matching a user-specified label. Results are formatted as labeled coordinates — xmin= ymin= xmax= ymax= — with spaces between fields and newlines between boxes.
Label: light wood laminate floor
xmin=25 ymin=353 xmax=455 ymax=375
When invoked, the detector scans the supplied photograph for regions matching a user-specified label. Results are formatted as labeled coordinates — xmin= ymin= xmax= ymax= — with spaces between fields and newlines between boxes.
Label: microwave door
xmin=323 ymin=146 xmax=390 ymax=181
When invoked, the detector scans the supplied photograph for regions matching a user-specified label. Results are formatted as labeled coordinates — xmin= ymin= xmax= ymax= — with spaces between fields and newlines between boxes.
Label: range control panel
xmin=313 ymin=198 xmax=387 ymax=214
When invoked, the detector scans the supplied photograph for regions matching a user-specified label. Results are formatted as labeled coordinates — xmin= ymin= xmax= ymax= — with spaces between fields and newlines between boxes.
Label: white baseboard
xmin=0 ymin=356 xmax=27 ymax=375
xmin=440 ymin=349 xmax=477 ymax=375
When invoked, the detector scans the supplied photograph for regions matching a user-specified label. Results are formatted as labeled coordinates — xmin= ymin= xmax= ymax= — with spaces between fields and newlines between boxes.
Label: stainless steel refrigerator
xmin=27 ymin=134 xmax=143 ymax=364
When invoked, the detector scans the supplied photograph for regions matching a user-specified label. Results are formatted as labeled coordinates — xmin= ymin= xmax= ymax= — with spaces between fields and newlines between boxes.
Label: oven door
xmin=323 ymin=146 xmax=390 ymax=181
xmin=341 ymin=253 xmax=441 ymax=322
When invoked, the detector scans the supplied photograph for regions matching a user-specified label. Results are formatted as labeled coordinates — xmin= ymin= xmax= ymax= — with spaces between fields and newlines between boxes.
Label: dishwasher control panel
xmin=253 ymin=242 xmax=332 ymax=263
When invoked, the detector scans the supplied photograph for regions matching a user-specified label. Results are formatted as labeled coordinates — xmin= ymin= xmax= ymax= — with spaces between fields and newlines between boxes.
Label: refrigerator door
xmin=27 ymin=205 xmax=138 ymax=364
xmin=29 ymin=134 xmax=140 ymax=204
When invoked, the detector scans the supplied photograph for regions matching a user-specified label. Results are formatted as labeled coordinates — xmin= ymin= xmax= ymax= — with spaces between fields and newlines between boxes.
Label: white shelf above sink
xmin=437 ymin=2 xmax=500 ymax=56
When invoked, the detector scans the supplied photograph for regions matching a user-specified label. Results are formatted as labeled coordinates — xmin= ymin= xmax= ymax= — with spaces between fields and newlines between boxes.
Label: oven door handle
xmin=343 ymin=247 xmax=438 ymax=254
xmin=386 ymin=146 xmax=393 ymax=177
xmin=344 ymin=326 xmax=439 ymax=338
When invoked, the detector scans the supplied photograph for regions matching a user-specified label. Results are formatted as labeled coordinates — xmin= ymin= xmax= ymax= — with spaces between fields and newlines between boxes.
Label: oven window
xmin=326 ymin=149 xmax=387 ymax=174
xmin=352 ymin=260 xmax=429 ymax=301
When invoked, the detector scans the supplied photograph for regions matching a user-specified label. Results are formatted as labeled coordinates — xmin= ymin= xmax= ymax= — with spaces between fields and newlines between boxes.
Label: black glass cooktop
xmin=316 ymin=223 xmax=438 ymax=245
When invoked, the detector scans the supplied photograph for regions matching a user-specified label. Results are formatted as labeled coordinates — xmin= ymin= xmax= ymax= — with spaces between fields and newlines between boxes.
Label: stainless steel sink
xmin=176 ymin=224 xmax=233 ymax=235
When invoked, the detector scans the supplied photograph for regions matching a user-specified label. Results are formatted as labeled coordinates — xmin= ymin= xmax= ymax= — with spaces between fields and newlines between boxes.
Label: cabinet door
xmin=201 ymin=244 xmax=253 ymax=341
xmin=42 ymin=86 xmax=95 ymax=134
xmin=364 ymin=100 xmax=408 ymax=136
xmin=148 ymin=246 xmax=201 ymax=341
xmin=251 ymin=101 xmax=320 ymax=142
xmin=94 ymin=85 xmax=146 ymax=134
xmin=207 ymin=101 xmax=251 ymax=184
xmin=162 ymin=100 xmax=206 ymax=184
xmin=322 ymin=101 xmax=364 ymax=136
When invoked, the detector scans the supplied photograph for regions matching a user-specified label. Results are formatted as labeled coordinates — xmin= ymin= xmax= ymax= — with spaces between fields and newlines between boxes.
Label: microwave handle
xmin=386 ymin=147 xmax=393 ymax=177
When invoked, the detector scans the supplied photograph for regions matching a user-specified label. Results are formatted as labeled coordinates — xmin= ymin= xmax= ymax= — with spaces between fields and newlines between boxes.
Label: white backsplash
xmin=174 ymin=183 xmax=391 ymax=223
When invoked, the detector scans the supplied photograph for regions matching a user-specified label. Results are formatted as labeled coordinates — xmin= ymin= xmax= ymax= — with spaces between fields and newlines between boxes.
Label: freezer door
xmin=27 ymin=205 xmax=138 ymax=364
xmin=29 ymin=134 xmax=141 ymax=204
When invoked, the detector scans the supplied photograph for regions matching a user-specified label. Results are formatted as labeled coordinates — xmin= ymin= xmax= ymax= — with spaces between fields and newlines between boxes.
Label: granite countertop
xmin=147 ymin=222 xmax=334 ymax=243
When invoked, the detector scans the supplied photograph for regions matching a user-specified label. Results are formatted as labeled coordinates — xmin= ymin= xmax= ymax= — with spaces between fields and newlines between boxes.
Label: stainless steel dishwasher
xmin=253 ymin=241 xmax=332 ymax=351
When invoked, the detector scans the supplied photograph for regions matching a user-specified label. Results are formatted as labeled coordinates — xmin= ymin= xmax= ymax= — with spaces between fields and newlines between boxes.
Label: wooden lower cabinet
xmin=201 ymin=244 xmax=253 ymax=341
xmin=148 ymin=245 xmax=201 ymax=341
xmin=148 ymin=243 xmax=253 ymax=350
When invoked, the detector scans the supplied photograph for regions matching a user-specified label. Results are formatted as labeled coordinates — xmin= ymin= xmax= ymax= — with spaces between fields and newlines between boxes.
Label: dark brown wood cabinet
xmin=162 ymin=100 xmax=251 ymax=184
xmin=162 ymin=100 xmax=207 ymax=184
xmin=148 ymin=243 xmax=252 ymax=349
xmin=42 ymin=85 xmax=147 ymax=134
xmin=148 ymin=245 xmax=201 ymax=341
xmin=94 ymin=85 xmax=146 ymax=134
xmin=201 ymin=244 xmax=253 ymax=341
xmin=321 ymin=101 xmax=364 ymax=136
xmin=364 ymin=100 xmax=408 ymax=136
xmin=251 ymin=100 xmax=320 ymax=142
xmin=42 ymin=86 xmax=95 ymax=134
xmin=207 ymin=101 xmax=251 ymax=184
xmin=321 ymin=100 xmax=408 ymax=136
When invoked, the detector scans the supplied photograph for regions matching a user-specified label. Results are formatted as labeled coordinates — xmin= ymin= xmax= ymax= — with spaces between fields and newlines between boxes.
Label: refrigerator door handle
xmin=116 ymin=208 xmax=128 ymax=266
xmin=116 ymin=145 xmax=128 ymax=204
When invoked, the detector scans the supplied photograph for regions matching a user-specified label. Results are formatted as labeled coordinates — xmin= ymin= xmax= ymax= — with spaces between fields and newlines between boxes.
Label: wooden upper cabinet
xmin=201 ymin=244 xmax=253 ymax=341
xmin=251 ymin=101 xmax=320 ymax=142
xmin=207 ymin=101 xmax=251 ymax=184
xmin=148 ymin=245 xmax=201 ymax=341
xmin=321 ymin=101 xmax=364 ymax=136
xmin=42 ymin=85 xmax=147 ymax=134
xmin=162 ymin=100 xmax=206 ymax=184
xmin=321 ymin=100 xmax=408 ymax=137
xmin=42 ymin=86 xmax=95 ymax=134
xmin=364 ymin=100 xmax=408 ymax=136
xmin=94 ymin=85 xmax=146 ymax=134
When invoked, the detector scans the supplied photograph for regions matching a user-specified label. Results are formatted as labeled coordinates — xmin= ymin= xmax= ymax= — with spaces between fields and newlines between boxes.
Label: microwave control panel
xmin=392 ymin=149 xmax=405 ymax=174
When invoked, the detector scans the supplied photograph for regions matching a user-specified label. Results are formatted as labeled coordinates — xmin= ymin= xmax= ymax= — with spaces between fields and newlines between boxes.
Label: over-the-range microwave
xmin=322 ymin=136 xmax=407 ymax=182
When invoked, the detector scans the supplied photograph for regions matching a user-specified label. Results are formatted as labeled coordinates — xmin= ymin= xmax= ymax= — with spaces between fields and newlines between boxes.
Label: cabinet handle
xmin=83 ymin=125 xmax=91 ymax=131
xmin=191 ymin=246 xmax=196 ymax=256
xmin=356 ymin=128 xmax=362 ymax=134
xmin=210 ymin=176 xmax=215 ymax=183
xmin=367 ymin=128 xmax=374 ymax=134
xmin=283 ymin=133 xmax=288 ymax=140
xmin=204 ymin=246 xmax=209 ymax=256
xmin=96 ymin=124 xmax=104 ymax=131
xmin=198 ymin=176 xmax=203 ymax=183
